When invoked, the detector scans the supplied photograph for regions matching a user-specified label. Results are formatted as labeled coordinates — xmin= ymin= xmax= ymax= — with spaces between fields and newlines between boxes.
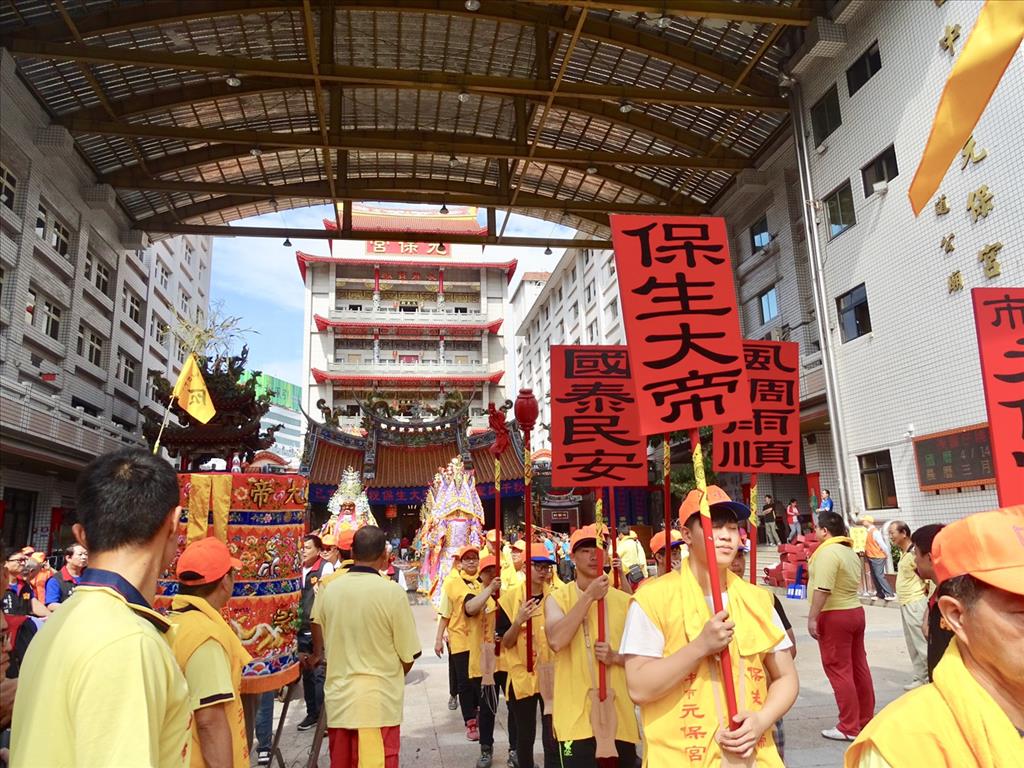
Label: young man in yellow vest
xmin=497 ymin=543 xmax=558 ymax=768
xmin=435 ymin=545 xmax=484 ymax=741
xmin=545 ymin=525 xmax=639 ymax=767
xmin=650 ymin=528 xmax=685 ymax=576
xmin=465 ymin=554 xmax=516 ymax=768
xmin=622 ymin=486 xmax=798 ymax=766
xmin=169 ymin=537 xmax=252 ymax=768
xmin=846 ymin=507 xmax=1024 ymax=767
xmin=10 ymin=448 xmax=192 ymax=767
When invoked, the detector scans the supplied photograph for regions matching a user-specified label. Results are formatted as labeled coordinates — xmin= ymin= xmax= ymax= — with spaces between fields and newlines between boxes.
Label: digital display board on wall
xmin=912 ymin=423 xmax=995 ymax=492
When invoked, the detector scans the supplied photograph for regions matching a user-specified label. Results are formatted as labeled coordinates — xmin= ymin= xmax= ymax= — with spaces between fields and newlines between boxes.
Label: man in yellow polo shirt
xmin=807 ymin=511 xmax=875 ymax=741
xmin=311 ymin=526 xmax=420 ymax=768
xmin=846 ymin=507 xmax=1024 ymax=767
xmin=889 ymin=520 xmax=930 ymax=690
xmin=434 ymin=545 xmax=483 ymax=741
xmin=169 ymin=536 xmax=252 ymax=768
xmin=10 ymin=448 xmax=192 ymax=767
xmin=545 ymin=525 xmax=639 ymax=766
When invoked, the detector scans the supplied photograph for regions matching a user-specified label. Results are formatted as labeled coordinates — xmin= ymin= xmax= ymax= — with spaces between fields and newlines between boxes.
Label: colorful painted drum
xmin=157 ymin=472 xmax=307 ymax=694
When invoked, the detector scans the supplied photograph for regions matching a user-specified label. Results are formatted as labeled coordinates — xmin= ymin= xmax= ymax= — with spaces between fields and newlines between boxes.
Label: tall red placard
xmin=715 ymin=340 xmax=801 ymax=474
xmin=550 ymin=345 xmax=648 ymax=487
xmin=972 ymin=288 xmax=1024 ymax=506
xmin=611 ymin=215 xmax=751 ymax=435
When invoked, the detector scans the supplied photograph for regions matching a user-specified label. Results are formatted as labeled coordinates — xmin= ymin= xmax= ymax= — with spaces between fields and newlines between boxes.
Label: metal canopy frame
xmin=0 ymin=0 xmax=812 ymax=241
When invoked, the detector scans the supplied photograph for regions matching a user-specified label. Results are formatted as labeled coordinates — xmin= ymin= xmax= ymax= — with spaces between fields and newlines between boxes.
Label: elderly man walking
xmin=889 ymin=521 xmax=930 ymax=689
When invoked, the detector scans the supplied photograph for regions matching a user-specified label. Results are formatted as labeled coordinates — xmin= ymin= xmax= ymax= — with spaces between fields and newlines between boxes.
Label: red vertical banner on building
xmin=972 ymin=287 xmax=1024 ymax=506
xmin=715 ymin=340 xmax=801 ymax=474
xmin=550 ymin=346 xmax=648 ymax=487
xmin=611 ymin=215 xmax=751 ymax=435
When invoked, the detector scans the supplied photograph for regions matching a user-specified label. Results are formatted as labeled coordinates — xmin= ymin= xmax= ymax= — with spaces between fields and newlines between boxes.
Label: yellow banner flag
xmin=908 ymin=0 xmax=1024 ymax=214
xmin=172 ymin=354 xmax=216 ymax=424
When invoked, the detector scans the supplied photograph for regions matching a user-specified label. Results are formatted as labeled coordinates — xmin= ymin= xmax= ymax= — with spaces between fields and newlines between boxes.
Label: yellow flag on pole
xmin=172 ymin=354 xmax=216 ymax=424
xmin=908 ymin=0 xmax=1024 ymax=215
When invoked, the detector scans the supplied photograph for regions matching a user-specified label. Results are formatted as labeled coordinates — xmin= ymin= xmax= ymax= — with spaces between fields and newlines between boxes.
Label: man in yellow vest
xmin=621 ymin=486 xmax=798 ymax=766
xmin=435 ymin=545 xmax=484 ymax=741
xmin=10 ymin=448 xmax=192 ymax=767
xmin=845 ymin=507 xmax=1024 ymax=767
xmin=169 ymin=536 xmax=252 ymax=768
xmin=545 ymin=525 xmax=639 ymax=766
xmin=497 ymin=543 xmax=558 ymax=768
xmin=616 ymin=528 xmax=647 ymax=576
xmin=650 ymin=528 xmax=685 ymax=576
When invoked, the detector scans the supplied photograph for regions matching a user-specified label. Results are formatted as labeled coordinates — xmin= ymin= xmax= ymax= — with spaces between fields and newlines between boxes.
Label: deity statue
xmin=320 ymin=466 xmax=377 ymax=539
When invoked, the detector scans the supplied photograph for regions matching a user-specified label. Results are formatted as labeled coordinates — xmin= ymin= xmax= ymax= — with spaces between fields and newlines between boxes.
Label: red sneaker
xmin=466 ymin=718 xmax=479 ymax=741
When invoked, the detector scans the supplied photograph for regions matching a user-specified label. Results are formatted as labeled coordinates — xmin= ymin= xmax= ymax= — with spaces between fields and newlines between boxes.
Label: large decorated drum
xmin=157 ymin=472 xmax=306 ymax=693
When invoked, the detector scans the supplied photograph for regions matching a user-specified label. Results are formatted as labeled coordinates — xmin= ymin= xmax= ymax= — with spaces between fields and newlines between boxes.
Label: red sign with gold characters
xmin=364 ymin=240 xmax=449 ymax=256
xmin=714 ymin=340 xmax=801 ymax=474
xmin=550 ymin=345 xmax=648 ymax=487
xmin=972 ymin=287 xmax=1024 ymax=505
xmin=611 ymin=215 xmax=750 ymax=434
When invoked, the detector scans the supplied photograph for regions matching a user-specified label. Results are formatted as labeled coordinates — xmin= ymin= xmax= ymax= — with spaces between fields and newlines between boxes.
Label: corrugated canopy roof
xmin=0 ymin=0 xmax=813 ymax=244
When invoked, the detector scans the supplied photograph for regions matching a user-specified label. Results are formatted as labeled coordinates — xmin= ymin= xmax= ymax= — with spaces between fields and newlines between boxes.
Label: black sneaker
xmin=476 ymin=746 xmax=493 ymax=768
xmin=297 ymin=714 xmax=318 ymax=731
xmin=507 ymin=750 xmax=518 ymax=768
xmin=256 ymin=747 xmax=271 ymax=766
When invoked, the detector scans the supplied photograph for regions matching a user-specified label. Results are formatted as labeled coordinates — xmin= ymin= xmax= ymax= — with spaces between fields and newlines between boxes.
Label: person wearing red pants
xmin=807 ymin=511 xmax=875 ymax=741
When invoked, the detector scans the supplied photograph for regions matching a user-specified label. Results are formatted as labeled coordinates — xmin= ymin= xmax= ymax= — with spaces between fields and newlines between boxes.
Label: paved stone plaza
xmin=264 ymin=555 xmax=910 ymax=768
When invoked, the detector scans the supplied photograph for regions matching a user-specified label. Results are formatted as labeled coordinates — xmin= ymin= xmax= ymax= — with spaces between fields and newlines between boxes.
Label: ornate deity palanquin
xmin=319 ymin=466 xmax=377 ymax=538
xmin=157 ymin=472 xmax=307 ymax=693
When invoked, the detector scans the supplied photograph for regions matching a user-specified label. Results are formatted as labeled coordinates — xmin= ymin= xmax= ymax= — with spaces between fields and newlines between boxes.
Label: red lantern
xmin=513 ymin=388 xmax=538 ymax=430
xmin=385 ymin=504 xmax=398 ymax=519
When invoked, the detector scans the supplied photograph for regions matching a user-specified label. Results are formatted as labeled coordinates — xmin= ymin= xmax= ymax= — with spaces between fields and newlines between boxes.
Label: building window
xmin=606 ymin=258 xmax=616 ymax=279
xmin=846 ymin=41 xmax=882 ymax=96
xmin=569 ymin=266 xmax=577 ymax=283
xmin=570 ymin=302 xmax=579 ymax=320
xmin=556 ymin=286 xmax=563 ymax=304
xmin=35 ymin=204 xmax=47 ymax=239
xmin=122 ymin=287 xmax=142 ymax=325
xmin=178 ymin=287 xmax=190 ymax=314
xmin=583 ymin=249 xmax=592 ymax=266
xmin=176 ymin=343 xmax=187 ymax=365
xmin=0 ymin=162 xmax=16 ymax=210
xmin=810 ymin=85 xmax=842 ymax=146
xmin=184 ymin=243 xmax=194 ymax=265
xmin=749 ymin=214 xmax=770 ymax=252
xmin=584 ymin=280 xmax=595 ymax=304
xmin=824 ymin=181 xmax=856 ymax=239
xmin=77 ymin=324 xmax=104 ymax=366
xmin=861 ymin=145 xmax=899 ymax=197
xmin=542 ymin=306 xmax=549 ymax=322
xmin=50 ymin=218 xmax=70 ymax=257
xmin=836 ymin=283 xmax=872 ymax=342
xmin=26 ymin=289 xmax=36 ymax=325
xmin=859 ymin=450 xmax=898 ymax=510
xmin=586 ymin=320 xmax=599 ymax=343
xmin=157 ymin=262 xmax=170 ymax=290
xmin=759 ymin=286 xmax=779 ymax=324
xmin=608 ymin=299 xmax=619 ymax=321
xmin=94 ymin=260 xmax=111 ymax=296
xmin=43 ymin=300 xmax=62 ymax=340
xmin=116 ymin=351 xmax=138 ymax=388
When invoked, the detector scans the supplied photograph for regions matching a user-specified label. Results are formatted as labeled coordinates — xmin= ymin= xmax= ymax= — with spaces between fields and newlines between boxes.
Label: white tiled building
xmin=505 ymin=271 xmax=549 ymax=394
xmin=0 ymin=53 xmax=210 ymax=550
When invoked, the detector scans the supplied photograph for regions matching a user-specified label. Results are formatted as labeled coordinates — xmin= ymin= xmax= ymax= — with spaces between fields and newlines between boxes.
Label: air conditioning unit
xmin=872 ymin=180 xmax=889 ymax=195
xmin=770 ymin=328 xmax=784 ymax=341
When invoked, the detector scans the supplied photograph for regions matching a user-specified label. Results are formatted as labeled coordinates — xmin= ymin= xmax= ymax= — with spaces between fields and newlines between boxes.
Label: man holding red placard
xmin=621 ymin=487 xmax=798 ymax=766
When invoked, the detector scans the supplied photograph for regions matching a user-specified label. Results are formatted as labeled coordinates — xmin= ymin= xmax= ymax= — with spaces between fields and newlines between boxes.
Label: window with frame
xmin=859 ymin=449 xmax=898 ymax=509
xmin=178 ymin=287 xmax=190 ymax=314
xmin=26 ymin=289 xmax=37 ymax=325
xmin=556 ymin=286 xmax=563 ymax=304
xmin=824 ymin=181 xmax=856 ymax=239
xmin=810 ymin=85 xmax=842 ymax=146
xmin=0 ymin=162 xmax=16 ymax=211
xmin=116 ymin=351 xmax=138 ymax=388
xmin=608 ymin=299 xmax=619 ymax=320
xmin=584 ymin=280 xmax=595 ymax=303
xmin=861 ymin=145 xmax=899 ymax=197
xmin=606 ymin=258 xmax=616 ymax=278
xmin=50 ymin=218 xmax=70 ymax=258
xmin=176 ymin=343 xmax=186 ymax=365
xmin=583 ymin=250 xmax=592 ymax=266
xmin=43 ymin=299 xmax=62 ymax=340
xmin=35 ymin=204 xmax=47 ymax=240
xmin=157 ymin=262 xmax=170 ymax=290
xmin=759 ymin=286 xmax=779 ymax=324
xmin=123 ymin=287 xmax=143 ymax=325
xmin=77 ymin=324 xmax=104 ymax=366
xmin=84 ymin=252 xmax=94 ymax=281
xmin=836 ymin=283 xmax=872 ymax=342
xmin=846 ymin=41 xmax=882 ymax=96
xmin=94 ymin=259 xmax=111 ymax=296
xmin=749 ymin=214 xmax=771 ymax=252
xmin=569 ymin=266 xmax=577 ymax=283
xmin=184 ymin=243 xmax=194 ymax=265
xmin=542 ymin=305 xmax=549 ymax=322
xmin=570 ymin=302 xmax=579 ymax=320
xmin=587 ymin=320 xmax=599 ymax=343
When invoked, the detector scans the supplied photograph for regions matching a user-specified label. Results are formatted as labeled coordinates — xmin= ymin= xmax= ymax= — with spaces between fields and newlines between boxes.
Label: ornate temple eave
xmin=311 ymin=368 xmax=503 ymax=385
xmin=313 ymin=315 xmax=502 ymax=336
xmin=297 ymin=251 xmax=517 ymax=283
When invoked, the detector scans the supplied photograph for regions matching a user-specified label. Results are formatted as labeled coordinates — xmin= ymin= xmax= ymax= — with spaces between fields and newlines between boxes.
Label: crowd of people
xmin=2 ymin=446 xmax=1021 ymax=767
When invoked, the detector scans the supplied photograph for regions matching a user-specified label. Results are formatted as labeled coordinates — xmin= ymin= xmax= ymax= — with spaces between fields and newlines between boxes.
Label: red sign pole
xmin=607 ymin=488 xmax=620 ymax=589
xmin=494 ymin=457 xmax=503 ymax=656
xmin=594 ymin=494 xmax=607 ymax=701
xmin=515 ymin=389 xmax=539 ymax=673
xmin=691 ymin=428 xmax=739 ymax=724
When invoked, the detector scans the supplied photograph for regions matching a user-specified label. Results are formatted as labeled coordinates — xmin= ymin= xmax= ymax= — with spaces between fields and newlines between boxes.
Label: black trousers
xmin=557 ymin=738 xmax=637 ymax=767
xmin=451 ymin=650 xmax=481 ymax=723
xmin=298 ymin=631 xmax=324 ymax=719
xmin=508 ymin=687 xmax=558 ymax=768
xmin=478 ymin=671 xmax=517 ymax=749
xmin=448 ymin=641 xmax=457 ymax=697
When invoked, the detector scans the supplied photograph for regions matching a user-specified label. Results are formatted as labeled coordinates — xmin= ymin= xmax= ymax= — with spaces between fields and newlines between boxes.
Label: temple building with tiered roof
xmin=300 ymin=205 xmax=514 ymax=431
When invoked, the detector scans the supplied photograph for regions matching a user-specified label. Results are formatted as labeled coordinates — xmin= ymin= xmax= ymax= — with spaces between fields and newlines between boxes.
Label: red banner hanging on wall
xmin=550 ymin=345 xmax=648 ymax=487
xmin=611 ymin=215 xmax=750 ymax=434
xmin=971 ymin=287 xmax=1024 ymax=506
xmin=715 ymin=340 xmax=801 ymax=474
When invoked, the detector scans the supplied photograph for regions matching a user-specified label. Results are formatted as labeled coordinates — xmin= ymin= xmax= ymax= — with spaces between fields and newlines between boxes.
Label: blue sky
xmin=210 ymin=204 xmax=574 ymax=386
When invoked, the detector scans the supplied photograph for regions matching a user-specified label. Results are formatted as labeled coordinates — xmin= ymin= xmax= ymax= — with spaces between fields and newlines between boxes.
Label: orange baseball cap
xmin=486 ymin=529 xmax=502 ymax=542
xmin=30 ymin=552 xmax=47 ymax=563
xmin=177 ymin=537 xmax=242 ymax=586
xmin=569 ymin=525 xmax=600 ymax=553
xmin=457 ymin=545 xmax=480 ymax=560
xmin=337 ymin=530 xmax=356 ymax=551
xmin=529 ymin=543 xmax=556 ymax=564
xmin=479 ymin=555 xmax=498 ymax=572
xmin=932 ymin=508 xmax=1024 ymax=594
xmin=321 ymin=534 xmax=337 ymax=548
xmin=512 ymin=540 xmax=527 ymax=552
xmin=679 ymin=485 xmax=749 ymax=526
xmin=650 ymin=529 xmax=684 ymax=555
